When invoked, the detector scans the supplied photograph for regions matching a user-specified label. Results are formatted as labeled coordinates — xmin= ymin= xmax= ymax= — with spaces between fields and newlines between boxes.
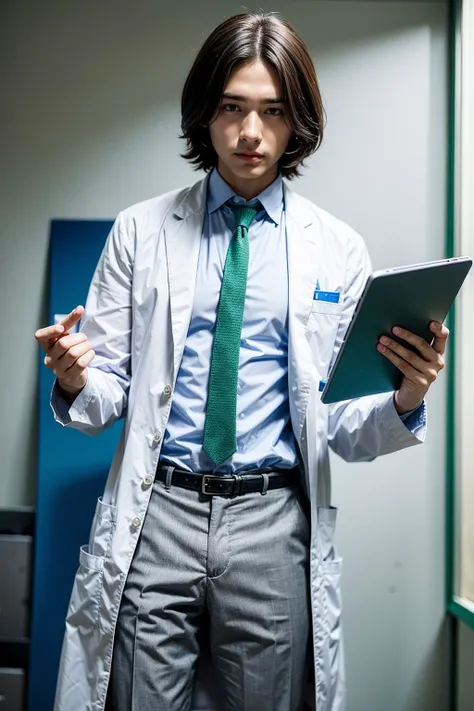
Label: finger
xmin=45 ymin=338 xmax=91 ymax=372
xmin=378 ymin=343 xmax=436 ymax=387
xmin=47 ymin=332 xmax=89 ymax=358
xmin=52 ymin=348 xmax=95 ymax=380
xmin=379 ymin=335 xmax=430 ymax=371
xmin=35 ymin=306 xmax=84 ymax=351
xmin=391 ymin=326 xmax=435 ymax=361
xmin=58 ymin=342 xmax=93 ymax=374
xmin=377 ymin=343 xmax=423 ymax=382
xmin=429 ymin=321 xmax=450 ymax=355
xmin=35 ymin=324 xmax=65 ymax=350
xmin=59 ymin=305 xmax=84 ymax=332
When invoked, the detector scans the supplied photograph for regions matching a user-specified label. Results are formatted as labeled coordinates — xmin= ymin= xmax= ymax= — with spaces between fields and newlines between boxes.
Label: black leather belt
xmin=155 ymin=463 xmax=298 ymax=496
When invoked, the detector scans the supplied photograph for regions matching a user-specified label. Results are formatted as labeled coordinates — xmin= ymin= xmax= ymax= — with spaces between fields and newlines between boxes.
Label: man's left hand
xmin=377 ymin=321 xmax=449 ymax=415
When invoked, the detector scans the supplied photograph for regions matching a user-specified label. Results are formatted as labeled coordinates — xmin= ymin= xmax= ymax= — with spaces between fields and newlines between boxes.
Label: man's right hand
xmin=35 ymin=306 xmax=95 ymax=397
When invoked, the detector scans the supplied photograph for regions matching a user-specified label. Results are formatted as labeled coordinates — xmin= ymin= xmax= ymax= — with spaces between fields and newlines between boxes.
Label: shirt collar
xmin=207 ymin=168 xmax=283 ymax=225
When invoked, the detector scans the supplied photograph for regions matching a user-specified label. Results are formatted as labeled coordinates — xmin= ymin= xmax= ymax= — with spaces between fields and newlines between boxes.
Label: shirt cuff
xmin=50 ymin=376 xmax=93 ymax=426
xmin=50 ymin=379 xmax=73 ymax=424
xmin=398 ymin=399 xmax=426 ymax=432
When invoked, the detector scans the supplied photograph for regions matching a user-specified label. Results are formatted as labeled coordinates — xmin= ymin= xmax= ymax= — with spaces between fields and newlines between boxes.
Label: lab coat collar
xmin=173 ymin=173 xmax=316 ymax=231
xmin=173 ymin=174 xmax=210 ymax=219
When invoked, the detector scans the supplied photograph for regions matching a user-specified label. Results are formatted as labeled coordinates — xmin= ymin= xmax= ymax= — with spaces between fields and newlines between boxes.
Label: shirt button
xmin=163 ymin=384 xmax=172 ymax=397
xmin=143 ymin=475 xmax=153 ymax=487
xmin=153 ymin=429 xmax=162 ymax=443
xmin=131 ymin=517 xmax=141 ymax=529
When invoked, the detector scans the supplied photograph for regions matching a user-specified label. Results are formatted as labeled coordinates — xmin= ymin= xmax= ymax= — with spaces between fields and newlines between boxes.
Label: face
xmin=208 ymin=59 xmax=292 ymax=199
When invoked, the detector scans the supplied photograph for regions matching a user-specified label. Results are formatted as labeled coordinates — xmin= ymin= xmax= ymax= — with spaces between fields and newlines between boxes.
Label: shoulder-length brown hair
xmin=180 ymin=11 xmax=325 ymax=179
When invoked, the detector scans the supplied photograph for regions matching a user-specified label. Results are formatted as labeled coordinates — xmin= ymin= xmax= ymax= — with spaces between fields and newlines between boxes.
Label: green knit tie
xmin=203 ymin=200 xmax=260 ymax=466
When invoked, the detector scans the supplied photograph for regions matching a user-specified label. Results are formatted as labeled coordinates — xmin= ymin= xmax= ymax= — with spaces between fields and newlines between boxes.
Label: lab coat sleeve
xmin=50 ymin=211 xmax=133 ymax=435
xmin=327 ymin=232 xmax=427 ymax=463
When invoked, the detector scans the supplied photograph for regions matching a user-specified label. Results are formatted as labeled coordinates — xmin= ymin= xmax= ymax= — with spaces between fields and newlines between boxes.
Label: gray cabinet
xmin=0 ymin=669 xmax=25 ymax=711
xmin=0 ymin=510 xmax=34 ymax=711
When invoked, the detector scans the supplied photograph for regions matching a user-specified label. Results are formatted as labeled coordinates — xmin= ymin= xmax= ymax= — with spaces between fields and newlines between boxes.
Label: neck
xmin=216 ymin=162 xmax=279 ymax=201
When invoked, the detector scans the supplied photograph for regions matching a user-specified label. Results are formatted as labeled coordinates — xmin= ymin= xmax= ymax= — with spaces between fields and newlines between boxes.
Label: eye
xmin=221 ymin=103 xmax=240 ymax=113
xmin=265 ymin=107 xmax=285 ymax=116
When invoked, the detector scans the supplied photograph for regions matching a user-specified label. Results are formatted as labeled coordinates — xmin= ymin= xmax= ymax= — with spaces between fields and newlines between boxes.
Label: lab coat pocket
xmin=88 ymin=497 xmax=117 ymax=558
xmin=307 ymin=302 xmax=344 ymax=376
xmin=311 ymin=300 xmax=344 ymax=316
xmin=66 ymin=545 xmax=105 ymax=629
xmin=67 ymin=498 xmax=117 ymax=629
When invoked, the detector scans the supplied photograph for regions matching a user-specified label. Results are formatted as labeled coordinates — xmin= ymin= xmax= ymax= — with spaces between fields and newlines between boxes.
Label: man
xmin=35 ymin=11 xmax=448 ymax=711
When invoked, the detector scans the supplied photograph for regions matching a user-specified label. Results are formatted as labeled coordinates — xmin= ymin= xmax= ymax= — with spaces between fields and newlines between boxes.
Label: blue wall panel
xmin=29 ymin=219 xmax=119 ymax=711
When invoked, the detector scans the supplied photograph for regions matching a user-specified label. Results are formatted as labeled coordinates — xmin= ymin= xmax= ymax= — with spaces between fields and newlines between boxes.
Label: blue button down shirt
xmin=160 ymin=168 xmax=298 ymax=474
xmin=159 ymin=168 xmax=424 ymax=474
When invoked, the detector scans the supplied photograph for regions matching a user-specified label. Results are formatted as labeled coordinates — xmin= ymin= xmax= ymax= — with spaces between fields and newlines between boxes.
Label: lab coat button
xmin=131 ymin=517 xmax=141 ymax=529
xmin=153 ymin=430 xmax=162 ymax=443
xmin=143 ymin=476 xmax=153 ymax=487
xmin=163 ymin=384 xmax=172 ymax=397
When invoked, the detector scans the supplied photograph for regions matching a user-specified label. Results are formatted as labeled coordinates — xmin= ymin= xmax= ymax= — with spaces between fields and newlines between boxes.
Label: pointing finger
xmin=59 ymin=306 xmax=84 ymax=333
xmin=35 ymin=306 xmax=85 ymax=351
xmin=49 ymin=306 xmax=85 ymax=346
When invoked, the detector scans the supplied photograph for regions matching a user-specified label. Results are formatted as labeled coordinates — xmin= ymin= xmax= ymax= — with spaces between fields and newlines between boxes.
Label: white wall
xmin=0 ymin=1 xmax=450 ymax=710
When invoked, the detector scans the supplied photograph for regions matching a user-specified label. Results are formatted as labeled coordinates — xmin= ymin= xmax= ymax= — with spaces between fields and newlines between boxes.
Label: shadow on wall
xmin=404 ymin=618 xmax=452 ymax=711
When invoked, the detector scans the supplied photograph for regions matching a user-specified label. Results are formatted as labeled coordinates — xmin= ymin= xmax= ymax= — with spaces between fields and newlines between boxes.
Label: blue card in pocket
xmin=313 ymin=289 xmax=340 ymax=303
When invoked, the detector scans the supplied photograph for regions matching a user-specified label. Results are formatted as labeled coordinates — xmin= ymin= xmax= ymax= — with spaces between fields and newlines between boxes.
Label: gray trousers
xmin=107 ymin=469 xmax=311 ymax=711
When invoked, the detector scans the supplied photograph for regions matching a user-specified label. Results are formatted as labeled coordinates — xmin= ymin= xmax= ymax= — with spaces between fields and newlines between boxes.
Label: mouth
xmin=235 ymin=151 xmax=264 ymax=162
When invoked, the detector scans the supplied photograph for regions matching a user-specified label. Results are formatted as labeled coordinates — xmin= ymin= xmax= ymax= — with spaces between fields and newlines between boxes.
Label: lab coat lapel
xmin=284 ymin=184 xmax=319 ymax=444
xmin=164 ymin=176 xmax=209 ymax=378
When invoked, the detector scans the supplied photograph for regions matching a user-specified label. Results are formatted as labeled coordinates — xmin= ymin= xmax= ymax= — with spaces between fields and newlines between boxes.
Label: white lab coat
xmin=51 ymin=175 xmax=425 ymax=711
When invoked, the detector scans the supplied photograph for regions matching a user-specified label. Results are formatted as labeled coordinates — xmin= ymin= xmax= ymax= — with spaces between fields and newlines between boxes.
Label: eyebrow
xmin=221 ymin=92 xmax=285 ymax=105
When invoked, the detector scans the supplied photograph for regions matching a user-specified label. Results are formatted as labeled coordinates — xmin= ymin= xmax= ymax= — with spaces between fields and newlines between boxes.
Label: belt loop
xmin=260 ymin=473 xmax=269 ymax=496
xmin=165 ymin=465 xmax=174 ymax=490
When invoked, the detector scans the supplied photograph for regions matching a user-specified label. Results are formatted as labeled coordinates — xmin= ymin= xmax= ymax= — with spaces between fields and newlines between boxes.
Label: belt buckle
xmin=201 ymin=474 xmax=221 ymax=495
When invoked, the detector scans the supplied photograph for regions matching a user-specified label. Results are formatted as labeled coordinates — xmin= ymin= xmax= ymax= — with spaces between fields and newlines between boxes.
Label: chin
xmin=236 ymin=165 xmax=267 ymax=177
xmin=230 ymin=159 xmax=273 ymax=177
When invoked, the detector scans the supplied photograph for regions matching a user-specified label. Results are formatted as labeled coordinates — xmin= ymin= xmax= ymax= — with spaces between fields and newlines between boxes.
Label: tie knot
xmin=226 ymin=200 xmax=261 ymax=230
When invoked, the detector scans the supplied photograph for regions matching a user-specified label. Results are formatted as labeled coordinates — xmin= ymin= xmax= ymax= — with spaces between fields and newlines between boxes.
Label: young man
xmin=36 ymin=11 xmax=448 ymax=711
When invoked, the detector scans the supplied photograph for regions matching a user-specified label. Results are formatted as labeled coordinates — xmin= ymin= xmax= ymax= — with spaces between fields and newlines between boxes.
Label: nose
xmin=240 ymin=111 xmax=262 ymax=144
